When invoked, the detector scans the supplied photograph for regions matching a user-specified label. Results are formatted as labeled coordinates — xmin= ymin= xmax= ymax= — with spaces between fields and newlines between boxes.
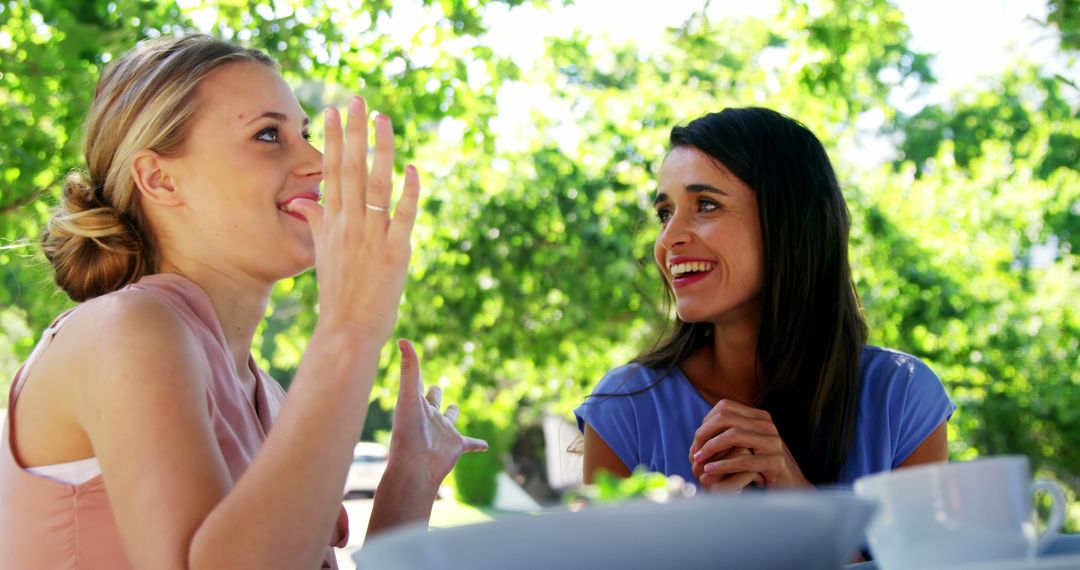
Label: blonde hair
xmin=42 ymin=34 xmax=275 ymax=301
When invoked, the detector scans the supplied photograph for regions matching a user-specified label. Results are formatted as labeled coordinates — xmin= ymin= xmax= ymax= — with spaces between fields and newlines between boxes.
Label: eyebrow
xmin=652 ymin=183 xmax=729 ymax=205
xmin=245 ymin=111 xmax=311 ymax=127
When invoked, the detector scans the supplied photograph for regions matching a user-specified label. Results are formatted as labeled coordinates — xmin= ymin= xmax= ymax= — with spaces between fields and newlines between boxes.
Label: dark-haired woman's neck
xmin=681 ymin=316 xmax=760 ymax=406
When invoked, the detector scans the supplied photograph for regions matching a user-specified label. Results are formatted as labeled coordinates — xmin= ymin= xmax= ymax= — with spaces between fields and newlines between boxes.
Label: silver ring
xmin=365 ymin=201 xmax=389 ymax=212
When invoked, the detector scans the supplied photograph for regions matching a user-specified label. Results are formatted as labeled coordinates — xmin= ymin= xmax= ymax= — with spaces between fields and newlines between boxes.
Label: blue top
xmin=574 ymin=346 xmax=957 ymax=486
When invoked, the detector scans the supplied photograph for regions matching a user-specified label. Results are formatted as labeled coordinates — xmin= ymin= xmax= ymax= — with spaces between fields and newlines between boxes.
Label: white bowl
xmin=354 ymin=491 xmax=877 ymax=570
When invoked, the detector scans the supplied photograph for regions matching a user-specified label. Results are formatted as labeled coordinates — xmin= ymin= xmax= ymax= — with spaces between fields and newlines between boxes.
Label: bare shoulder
xmin=45 ymin=289 xmax=209 ymax=410
xmin=54 ymin=288 xmax=198 ymax=359
xmin=14 ymin=288 xmax=212 ymax=465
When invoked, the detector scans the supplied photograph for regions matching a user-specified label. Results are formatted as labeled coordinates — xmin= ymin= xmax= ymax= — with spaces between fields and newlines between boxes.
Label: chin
xmin=285 ymin=252 xmax=315 ymax=277
xmin=266 ymin=244 xmax=314 ymax=280
xmin=675 ymin=303 xmax=712 ymax=324
xmin=285 ymin=233 xmax=316 ymax=264
xmin=294 ymin=247 xmax=316 ymax=269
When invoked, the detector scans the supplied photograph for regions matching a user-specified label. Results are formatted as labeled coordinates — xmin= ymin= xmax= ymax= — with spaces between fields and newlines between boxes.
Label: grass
xmin=429 ymin=498 xmax=545 ymax=529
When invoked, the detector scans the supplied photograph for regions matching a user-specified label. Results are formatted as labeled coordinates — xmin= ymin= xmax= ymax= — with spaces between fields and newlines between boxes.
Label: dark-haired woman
xmin=576 ymin=108 xmax=955 ymax=490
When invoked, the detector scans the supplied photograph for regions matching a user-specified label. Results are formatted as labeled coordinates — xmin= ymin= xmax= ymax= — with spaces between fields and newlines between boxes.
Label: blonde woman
xmin=0 ymin=35 xmax=485 ymax=569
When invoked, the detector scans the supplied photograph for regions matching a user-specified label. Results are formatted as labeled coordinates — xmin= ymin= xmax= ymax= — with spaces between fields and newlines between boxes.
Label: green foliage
xmin=2 ymin=0 xmax=1077 ymax=514
xmin=565 ymin=468 xmax=685 ymax=505
xmin=874 ymin=60 xmax=1079 ymax=493
xmin=1047 ymin=0 xmax=1080 ymax=50
xmin=448 ymin=417 xmax=503 ymax=506
xmin=893 ymin=69 xmax=1077 ymax=184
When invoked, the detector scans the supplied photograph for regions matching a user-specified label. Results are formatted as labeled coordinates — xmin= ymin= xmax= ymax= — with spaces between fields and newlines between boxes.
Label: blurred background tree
xmin=1 ymin=0 xmax=1076 ymax=517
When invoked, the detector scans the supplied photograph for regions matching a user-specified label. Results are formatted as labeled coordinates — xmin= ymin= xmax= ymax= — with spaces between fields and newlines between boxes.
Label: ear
xmin=130 ymin=150 xmax=182 ymax=207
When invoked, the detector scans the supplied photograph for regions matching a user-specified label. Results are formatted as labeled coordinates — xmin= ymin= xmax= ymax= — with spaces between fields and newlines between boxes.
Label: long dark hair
xmin=635 ymin=108 xmax=868 ymax=484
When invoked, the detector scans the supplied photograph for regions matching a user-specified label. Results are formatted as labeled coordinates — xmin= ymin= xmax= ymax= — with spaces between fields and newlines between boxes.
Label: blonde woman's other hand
xmin=388 ymin=339 xmax=488 ymax=491
xmin=366 ymin=339 xmax=489 ymax=537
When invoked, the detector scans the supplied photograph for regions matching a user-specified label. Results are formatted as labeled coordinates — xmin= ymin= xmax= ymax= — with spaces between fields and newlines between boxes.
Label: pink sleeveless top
xmin=0 ymin=273 xmax=348 ymax=569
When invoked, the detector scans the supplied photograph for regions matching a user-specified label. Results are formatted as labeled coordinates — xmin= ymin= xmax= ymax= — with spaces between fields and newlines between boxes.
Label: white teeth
xmin=669 ymin=261 xmax=716 ymax=277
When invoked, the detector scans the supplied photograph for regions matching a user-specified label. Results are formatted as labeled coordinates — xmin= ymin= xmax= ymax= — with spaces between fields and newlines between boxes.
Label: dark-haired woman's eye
xmin=301 ymin=130 xmax=312 ymax=142
xmin=698 ymin=199 xmax=719 ymax=213
xmin=656 ymin=207 xmax=672 ymax=223
xmin=255 ymin=126 xmax=280 ymax=143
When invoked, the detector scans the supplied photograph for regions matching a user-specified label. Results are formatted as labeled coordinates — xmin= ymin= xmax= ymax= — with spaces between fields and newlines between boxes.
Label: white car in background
xmin=344 ymin=442 xmax=388 ymax=499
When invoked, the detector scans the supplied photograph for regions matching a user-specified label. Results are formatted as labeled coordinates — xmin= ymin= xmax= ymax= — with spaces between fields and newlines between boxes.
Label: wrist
xmin=309 ymin=323 xmax=386 ymax=362
xmin=313 ymin=319 xmax=385 ymax=346
xmin=295 ymin=325 xmax=386 ymax=407
xmin=383 ymin=458 xmax=442 ymax=499
xmin=367 ymin=462 xmax=439 ymax=539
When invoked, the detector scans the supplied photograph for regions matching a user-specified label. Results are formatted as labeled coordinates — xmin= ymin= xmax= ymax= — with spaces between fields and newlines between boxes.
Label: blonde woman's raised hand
xmin=287 ymin=96 xmax=419 ymax=341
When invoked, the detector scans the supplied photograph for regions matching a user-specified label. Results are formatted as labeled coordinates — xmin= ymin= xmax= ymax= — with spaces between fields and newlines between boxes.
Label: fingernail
xmin=703 ymin=463 xmax=714 ymax=473
xmin=350 ymin=96 xmax=364 ymax=112
xmin=693 ymin=451 xmax=702 ymax=462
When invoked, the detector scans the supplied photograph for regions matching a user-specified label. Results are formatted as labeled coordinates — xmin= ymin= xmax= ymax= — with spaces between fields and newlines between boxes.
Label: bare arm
xmin=897 ymin=420 xmax=949 ymax=468
xmin=74 ymin=294 xmax=381 ymax=569
xmin=190 ymin=326 xmax=381 ymax=567
xmin=583 ymin=423 xmax=632 ymax=484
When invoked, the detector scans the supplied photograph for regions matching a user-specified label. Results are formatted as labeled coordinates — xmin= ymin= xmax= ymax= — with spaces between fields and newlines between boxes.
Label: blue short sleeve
xmin=575 ymin=365 xmax=714 ymax=482
xmin=892 ymin=356 xmax=956 ymax=466
xmin=573 ymin=365 xmax=648 ymax=472
xmin=856 ymin=347 xmax=957 ymax=470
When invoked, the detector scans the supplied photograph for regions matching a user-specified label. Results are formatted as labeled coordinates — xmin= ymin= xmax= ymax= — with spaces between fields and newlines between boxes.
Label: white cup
xmin=853 ymin=456 xmax=1066 ymax=569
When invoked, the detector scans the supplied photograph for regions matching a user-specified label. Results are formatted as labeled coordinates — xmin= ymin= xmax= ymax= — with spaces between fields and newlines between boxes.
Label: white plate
xmin=354 ymin=491 xmax=877 ymax=570
xmin=924 ymin=554 xmax=1080 ymax=570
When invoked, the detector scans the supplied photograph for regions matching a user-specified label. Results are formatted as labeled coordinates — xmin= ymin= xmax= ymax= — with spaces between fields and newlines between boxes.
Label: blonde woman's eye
xmin=656 ymin=207 xmax=672 ymax=223
xmin=255 ymin=127 xmax=280 ymax=143
xmin=301 ymin=130 xmax=312 ymax=142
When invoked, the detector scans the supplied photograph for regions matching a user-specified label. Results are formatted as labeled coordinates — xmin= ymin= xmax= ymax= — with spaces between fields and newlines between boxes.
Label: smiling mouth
xmin=668 ymin=261 xmax=717 ymax=279
xmin=278 ymin=192 xmax=322 ymax=213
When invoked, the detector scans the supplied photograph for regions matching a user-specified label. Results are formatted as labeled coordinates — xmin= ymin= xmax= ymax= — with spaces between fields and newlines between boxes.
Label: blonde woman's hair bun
xmin=42 ymin=169 xmax=149 ymax=302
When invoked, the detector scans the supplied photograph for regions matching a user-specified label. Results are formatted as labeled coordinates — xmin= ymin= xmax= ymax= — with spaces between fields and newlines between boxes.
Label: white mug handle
xmin=1032 ymin=479 xmax=1066 ymax=553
